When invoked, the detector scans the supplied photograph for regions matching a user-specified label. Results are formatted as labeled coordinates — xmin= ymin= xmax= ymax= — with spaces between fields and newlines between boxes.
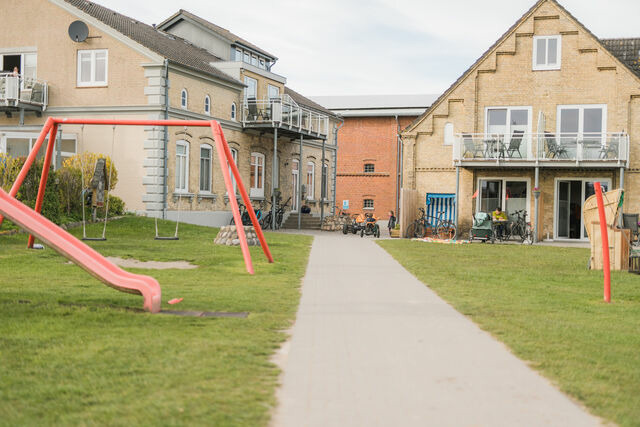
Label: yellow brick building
xmin=401 ymin=0 xmax=640 ymax=241
xmin=0 ymin=0 xmax=339 ymax=228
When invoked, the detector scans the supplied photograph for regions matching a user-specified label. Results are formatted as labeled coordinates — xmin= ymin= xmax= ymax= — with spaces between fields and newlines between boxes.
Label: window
xmin=306 ymin=162 xmax=315 ymax=200
xmin=364 ymin=163 xmax=375 ymax=173
xmin=259 ymin=58 xmax=265 ymax=69
xmin=363 ymin=199 xmax=374 ymax=209
xmin=478 ymin=178 xmax=529 ymax=222
xmin=200 ymin=145 xmax=212 ymax=192
xmin=1 ymin=131 xmax=76 ymax=167
xmin=321 ymin=163 xmax=328 ymax=200
xmin=291 ymin=159 xmax=299 ymax=212
xmin=533 ymin=35 xmax=561 ymax=70
xmin=444 ymin=122 xmax=454 ymax=146
xmin=250 ymin=152 xmax=265 ymax=198
xmin=268 ymin=84 xmax=280 ymax=100
xmin=175 ymin=141 xmax=189 ymax=192
xmin=180 ymin=89 xmax=188 ymax=109
xmin=244 ymin=76 xmax=257 ymax=101
xmin=251 ymin=55 xmax=258 ymax=66
xmin=243 ymin=51 xmax=250 ymax=63
xmin=77 ymin=49 xmax=108 ymax=86
xmin=557 ymin=104 xmax=607 ymax=153
xmin=231 ymin=103 xmax=237 ymax=120
xmin=204 ymin=95 xmax=211 ymax=115
xmin=229 ymin=147 xmax=238 ymax=194
xmin=486 ymin=107 xmax=530 ymax=137
xmin=235 ymin=48 xmax=242 ymax=61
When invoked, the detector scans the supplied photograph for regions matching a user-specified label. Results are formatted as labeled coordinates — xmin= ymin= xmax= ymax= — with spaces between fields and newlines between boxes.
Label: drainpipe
xmin=455 ymin=165 xmax=460 ymax=233
xmin=320 ymin=136 xmax=325 ymax=223
xmin=534 ymin=166 xmax=540 ymax=243
xmin=163 ymin=59 xmax=169 ymax=220
xmin=332 ymin=118 xmax=344 ymax=215
xmin=619 ymin=167 xmax=625 ymax=225
xmin=298 ymin=134 xmax=303 ymax=230
xmin=272 ymin=128 xmax=278 ymax=230
xmin=395 ymin=115 xmax=401 ymax=218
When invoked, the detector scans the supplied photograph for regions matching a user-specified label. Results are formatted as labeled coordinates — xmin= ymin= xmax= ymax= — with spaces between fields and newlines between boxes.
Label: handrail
xmin=242 ymin=95 xmax=329 ymax=136
xmin=0 ymin=73 xmax=48 ymax=110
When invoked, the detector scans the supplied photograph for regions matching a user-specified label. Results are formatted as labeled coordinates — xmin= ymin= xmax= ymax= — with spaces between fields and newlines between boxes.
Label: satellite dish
xmin=68 ymin=21 xmax=89 ymax=43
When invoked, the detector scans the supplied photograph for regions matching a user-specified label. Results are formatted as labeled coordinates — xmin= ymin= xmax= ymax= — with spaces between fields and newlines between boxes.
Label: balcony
xmin=453 ymin=132 xmax=629 ymax=168
xmin=0 ymin=73 xmax=48 ymax=117
xmin=242 ymin=94 xmax=329 ymax=139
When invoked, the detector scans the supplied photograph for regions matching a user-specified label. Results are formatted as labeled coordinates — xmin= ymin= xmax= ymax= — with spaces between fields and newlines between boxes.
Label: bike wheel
xmin=522 ymin=224 xmax=534 ymax=245
xmin=360 ymin=229 xmax=364 ymax=238
xmin=415 ymin=223 xmax=426 ymax=238
xmin=406 ymin=222 xmax=417 ymax=239
xmin=262 ymin=213 xmax=272 ymax=230
xmin=375 ymin=225 xmax=380 ymax=238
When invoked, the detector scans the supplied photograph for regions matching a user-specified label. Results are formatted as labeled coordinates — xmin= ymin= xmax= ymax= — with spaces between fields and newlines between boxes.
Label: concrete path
xmin=271 ymin=231 xmax=601 ymax=427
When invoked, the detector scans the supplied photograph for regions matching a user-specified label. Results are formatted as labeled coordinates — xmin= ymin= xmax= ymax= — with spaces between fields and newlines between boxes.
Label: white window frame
xmin=484 ymin=106 xmax=533 ymax=156
xmin=291 ymin=159 xmax=300 ymax=212
xmin=231 ymin=103 xmax=237 ymax=120
xmin=175 ymin=140 xmax=189 ymax=193
xmin=204 ymin=95 xmax=211 ymax=115
xmin=556 ymin=104 xmax=607 ymax=139
xmin=199 ymin=144 xmax=212 ymax=193
xmin=476 ymin=177 xmax=531 ymax=222
xmin=444 ymin=122 xmax=454 ymax=146
xmin=244 ymin=76 xmax=257 ymax=101
xmin=306 ymin=161 xmax=315 ymax=200
xmin=77 ymin=49 xmax=108 ymax=87
xmin=533 ymin=35 xmax=561 ymax=71
xmin=180 ymin=89 xmax=188 ymax=110
xmin=0 ymin=131 xmax=76 ymax=168
xmin=229 ymin=147 xmax=238 ymax=194
xmin=250 ymin=152 xmax=265 ymax=198
xmin=553 ymin=177 xmax=612 ymax=241
xmin=268 ymin=84 xmax=280 ymax=99
xmin=363 ymin=199 xmax=374 ymax=210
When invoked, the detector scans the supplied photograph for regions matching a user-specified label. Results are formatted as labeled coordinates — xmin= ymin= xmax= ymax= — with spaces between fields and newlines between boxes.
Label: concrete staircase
xmin=282 ymin=213 xmax=322 ymax=230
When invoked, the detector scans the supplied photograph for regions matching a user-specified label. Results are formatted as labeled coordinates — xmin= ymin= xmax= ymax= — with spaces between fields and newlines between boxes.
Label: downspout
xmin=163 ymin=59 xmax=169 ymax=220
xmin=395 ymin=115 xmax=401 ymax=218
xmin=332 ymin=117 xmax=344 ymax=215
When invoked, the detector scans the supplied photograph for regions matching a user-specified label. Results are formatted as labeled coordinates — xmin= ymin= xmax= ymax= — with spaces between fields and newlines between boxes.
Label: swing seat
xmin=154 ymin=236 xmax=179 ymax=241
xmin=82 ymin=237 xmax=107 ymax=241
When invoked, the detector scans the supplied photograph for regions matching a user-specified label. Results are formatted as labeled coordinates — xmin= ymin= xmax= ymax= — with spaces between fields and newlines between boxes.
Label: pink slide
xmin=0 ymin=188 xmax=161 ymax=313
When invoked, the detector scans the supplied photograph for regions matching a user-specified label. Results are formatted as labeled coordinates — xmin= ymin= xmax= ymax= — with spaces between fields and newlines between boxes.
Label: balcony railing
xmin=0 ymin=73 xmax=48 ymax=111
xmin=242 ymin=94 xmax=329 ymax=137
xmin=453 ymin=132 xmax=629 ymax=165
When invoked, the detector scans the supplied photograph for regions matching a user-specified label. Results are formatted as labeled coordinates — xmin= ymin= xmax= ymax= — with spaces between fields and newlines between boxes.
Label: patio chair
xmin=462 ymin=134 xmax=483 ymax=158
xmin=598 ymin=138 xmax=619 ymax=160
xmin=246 ymin=97 xmax=259 ymax=121
xmin=544 ymin=132 xmax=568 ymax=159
xmin=622 ymin=213 xmax=640 ymax=246
xmin=506 ymin=130 xmax=524 ymax=158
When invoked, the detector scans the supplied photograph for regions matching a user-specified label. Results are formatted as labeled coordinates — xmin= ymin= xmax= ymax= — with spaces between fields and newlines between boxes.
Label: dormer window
xmin=533 ymin=35 xmax=561 ymax=70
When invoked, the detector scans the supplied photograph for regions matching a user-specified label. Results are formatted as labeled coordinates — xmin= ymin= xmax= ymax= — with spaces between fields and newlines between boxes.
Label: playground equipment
xmin=0 ymin=117 xmax=274 ymax=312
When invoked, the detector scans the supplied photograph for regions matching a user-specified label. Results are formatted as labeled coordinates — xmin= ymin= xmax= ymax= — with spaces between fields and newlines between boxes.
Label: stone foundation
xmin=321 ymin=215 xmax=350 ymax=231
xmin=214 ymin=225 xmax=261 ymax=246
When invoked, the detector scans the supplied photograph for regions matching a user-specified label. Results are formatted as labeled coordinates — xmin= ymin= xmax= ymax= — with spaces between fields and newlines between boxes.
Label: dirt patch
xmin=105 ymin=256 xmax=197 ymax=270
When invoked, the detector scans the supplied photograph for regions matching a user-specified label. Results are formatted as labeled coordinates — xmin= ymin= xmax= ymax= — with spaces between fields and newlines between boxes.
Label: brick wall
xmin=336 ymin=115 xmax=415 ymax=217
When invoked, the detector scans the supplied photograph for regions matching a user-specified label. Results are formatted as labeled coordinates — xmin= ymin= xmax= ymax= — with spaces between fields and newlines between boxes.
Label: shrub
xmin=62 ymin=153 xmax=118 ymax=191
xmin=0 ymin=153 xmax=22 ymax=192
xmin=16 ymin=158 xmax=62 ymax=225
xmin=98 ymin=195 xmax=126 ymax=217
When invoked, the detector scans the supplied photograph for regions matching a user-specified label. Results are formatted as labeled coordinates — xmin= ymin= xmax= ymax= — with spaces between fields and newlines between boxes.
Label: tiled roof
xmin=63 ymin=0 xmax=243 ymax=86
xmin=160 ymin=10 xmax=277 ymax=60
xmin=284 ymin=87 xmax=337 ymax=118
xmin=600 ymin=38 xmax=640 ymax=78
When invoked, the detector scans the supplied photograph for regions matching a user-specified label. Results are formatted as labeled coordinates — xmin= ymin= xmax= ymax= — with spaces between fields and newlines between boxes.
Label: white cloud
xmin=93 ymin=0 xmax=640 ymax=96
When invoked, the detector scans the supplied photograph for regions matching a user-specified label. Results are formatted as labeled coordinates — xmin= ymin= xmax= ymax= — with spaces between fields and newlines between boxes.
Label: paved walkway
xmin=271 ymin=231 xmax=600 ymax=427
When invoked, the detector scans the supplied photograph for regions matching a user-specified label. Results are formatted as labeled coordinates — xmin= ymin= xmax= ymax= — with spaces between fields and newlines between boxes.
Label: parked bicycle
xmin=406 ymin=208 xmax=456 ymax=239
xmin=261 ymin=197 xmax=291 ymax=230
xmin=508 ymin=209 xmax=533 ymax=244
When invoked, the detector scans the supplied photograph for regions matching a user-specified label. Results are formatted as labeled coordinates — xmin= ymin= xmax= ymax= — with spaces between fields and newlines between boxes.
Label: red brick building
xmin=313 ymin=95 xmax=436 ymax=218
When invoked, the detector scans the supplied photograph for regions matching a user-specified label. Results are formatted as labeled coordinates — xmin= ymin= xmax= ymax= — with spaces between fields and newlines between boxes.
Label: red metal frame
xmin=594 ymin=182 xmax=611 ymax=302
xmin=1 ymin=118 xmax=273 ymax=274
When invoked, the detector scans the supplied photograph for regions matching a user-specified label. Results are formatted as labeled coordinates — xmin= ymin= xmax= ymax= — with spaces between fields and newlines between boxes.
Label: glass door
xmin=479 ymin=180 xmax=501 ymax=213
xmin=582 ymin=181 xmax=609 ymax=239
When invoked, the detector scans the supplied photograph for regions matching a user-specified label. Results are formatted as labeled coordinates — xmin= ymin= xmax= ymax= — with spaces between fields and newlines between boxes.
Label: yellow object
xmin=492 ymin=210 xmax=507 ymax=221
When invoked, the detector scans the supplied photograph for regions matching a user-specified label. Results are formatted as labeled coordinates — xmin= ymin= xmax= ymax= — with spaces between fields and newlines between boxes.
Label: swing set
xmin=0 ymin=117 xmax=273 ymax=312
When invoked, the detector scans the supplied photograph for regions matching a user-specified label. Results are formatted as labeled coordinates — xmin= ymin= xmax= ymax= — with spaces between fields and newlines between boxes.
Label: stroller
xmin=469 ymin=212 xmax=495 ymax=243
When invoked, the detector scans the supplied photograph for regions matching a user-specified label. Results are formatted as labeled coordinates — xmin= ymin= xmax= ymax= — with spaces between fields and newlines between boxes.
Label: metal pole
xmin=534 ymin=166 xmax=539 ymax=243
xmin=619 ymin=167 xmax=625 ymax=226
xmin=321 ymin=137 xmax=325 ymax=222
xmin=55 ymin=126 xmax=62 ymax=170
xmin=455 ymin=166 xmax=460 ymax=233
xmin=298 ymin=135 xmax=303 ymax=230
xmin=272 ymin=128 xmax=278 ymax=230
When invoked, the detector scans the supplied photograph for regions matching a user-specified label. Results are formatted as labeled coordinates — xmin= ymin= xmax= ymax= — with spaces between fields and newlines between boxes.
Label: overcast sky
xmin=95 ymin=0 xmax=639 ymax=97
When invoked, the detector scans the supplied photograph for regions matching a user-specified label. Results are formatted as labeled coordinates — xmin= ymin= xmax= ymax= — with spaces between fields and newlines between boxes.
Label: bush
xmin=15 ymin=158 xmax=62 ymax=225
xmin=97 ymin=195 xmax=126 ymax=217
xmin=62 ymin=153 xmax=118 ymax=191
xmin=0 ymin=153 xmax=22 ymax=192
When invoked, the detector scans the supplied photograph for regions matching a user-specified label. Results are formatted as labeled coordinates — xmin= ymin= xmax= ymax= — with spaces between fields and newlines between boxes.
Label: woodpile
xmin=321 ymin=215 xmax=350 ymax=231
xmin=214 ymin=225 xmax=261 ymax=246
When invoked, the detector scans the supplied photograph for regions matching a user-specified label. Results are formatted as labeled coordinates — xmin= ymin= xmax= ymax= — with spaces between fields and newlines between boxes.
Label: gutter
xmin=395 ymin=115 xmax=402 ymax=217
xmin=332 ymin=117 xmax=344 ymax=215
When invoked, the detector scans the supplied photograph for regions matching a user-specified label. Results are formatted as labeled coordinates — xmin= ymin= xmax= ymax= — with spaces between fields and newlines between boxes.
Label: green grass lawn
xmin=378 ymin=240 xmax=640 ymax=426
xmin=0 ymin=217 xmax=312 ymax=426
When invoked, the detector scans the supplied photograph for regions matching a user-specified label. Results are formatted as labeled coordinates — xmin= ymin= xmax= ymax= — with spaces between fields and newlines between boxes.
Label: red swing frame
xmin=0 ymin=117 xmax=274 ymax=274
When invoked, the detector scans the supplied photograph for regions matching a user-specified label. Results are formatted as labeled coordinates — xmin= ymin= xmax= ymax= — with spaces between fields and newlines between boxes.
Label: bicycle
xmin=406 ymin=208 xmax=457 ymax=239
xmin=509 ymin=209 xmax=533 ymax=245
xmin=406 ymin=207 xmax=427 ymax=238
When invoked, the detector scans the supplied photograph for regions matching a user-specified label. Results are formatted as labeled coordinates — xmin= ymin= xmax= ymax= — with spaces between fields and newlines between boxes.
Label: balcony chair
xmin=246 ymin=97 xmax=259 ymax=121
xmin=622 ymin=213 xmax=640 ymax=246
xmin=506 ymin=130 xmax=524 ymax=158
xmin=462 ymin=133 xmax=483 ymax=158
xmin=544 ymin=132 xmax=568 ymax=159
xmin=598 ymin=138 xmax=619 ymax=160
